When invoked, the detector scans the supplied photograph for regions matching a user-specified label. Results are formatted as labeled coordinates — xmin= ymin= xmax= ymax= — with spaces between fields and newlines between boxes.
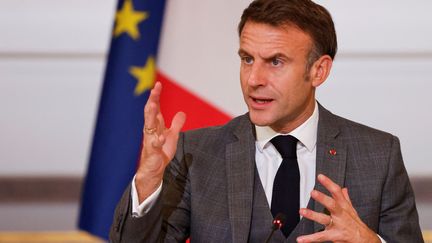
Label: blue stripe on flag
xmin=78 ymin=0 xmax=166 ymax=239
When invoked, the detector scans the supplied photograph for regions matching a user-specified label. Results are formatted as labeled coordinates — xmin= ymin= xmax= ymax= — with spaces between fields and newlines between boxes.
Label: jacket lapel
xmin=313 ymin=105 xmax=347 ymax=232
xmin=224 ymin=107 xmax=349 ymax=237
xmin=226 ymin=115 xmax=256 ymax=242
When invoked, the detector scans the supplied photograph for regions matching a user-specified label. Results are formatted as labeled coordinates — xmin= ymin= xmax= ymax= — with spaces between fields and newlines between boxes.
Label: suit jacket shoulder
xmin=316 ymin=104 xmax=423 ymax=242
xmin=182 ymin=114 xmax=253 ymax=147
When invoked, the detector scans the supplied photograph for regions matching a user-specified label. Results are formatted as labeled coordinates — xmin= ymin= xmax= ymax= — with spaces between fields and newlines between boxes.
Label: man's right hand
xmin=135 ymin=82 xmax=186 ymax=203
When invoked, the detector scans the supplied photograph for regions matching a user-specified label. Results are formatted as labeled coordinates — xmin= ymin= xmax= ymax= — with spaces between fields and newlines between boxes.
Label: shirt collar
xmin=255 ymin=101 xmax=319 ymax=153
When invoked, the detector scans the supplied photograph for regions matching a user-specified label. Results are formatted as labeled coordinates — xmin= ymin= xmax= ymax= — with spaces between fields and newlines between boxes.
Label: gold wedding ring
xmin=144 ymin=127 xmax=157 ymax=135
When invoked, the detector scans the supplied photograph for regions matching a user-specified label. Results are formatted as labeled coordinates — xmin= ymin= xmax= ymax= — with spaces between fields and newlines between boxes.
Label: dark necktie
xmin=270 ymin=135 xmax=300 ymax=237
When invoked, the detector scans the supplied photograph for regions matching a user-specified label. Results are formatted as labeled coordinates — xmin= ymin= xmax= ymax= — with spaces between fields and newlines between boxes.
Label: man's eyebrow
xmin=237 ymin=50 xmax=292 ymax=62
xmin=264 ymin=53 xmax=284 ymax=59
xmin=262 ymin=53 xmax=291 ymax=62
xmin=237 ymin=49 xmax=250 ymax=56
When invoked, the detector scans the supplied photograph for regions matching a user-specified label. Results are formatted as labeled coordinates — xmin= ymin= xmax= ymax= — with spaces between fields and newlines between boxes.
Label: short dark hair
xmin=238 ymin=0 xmax=337 ymax=68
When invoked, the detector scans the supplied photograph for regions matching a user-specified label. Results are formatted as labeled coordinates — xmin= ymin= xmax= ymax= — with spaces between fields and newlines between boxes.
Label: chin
xmin=248 ymin=112 xmax=273 ymax=127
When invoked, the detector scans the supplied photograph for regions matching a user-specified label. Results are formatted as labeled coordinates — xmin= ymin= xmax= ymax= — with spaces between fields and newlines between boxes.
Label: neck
xmin=270 ymin=99 xmax=316 ymax=134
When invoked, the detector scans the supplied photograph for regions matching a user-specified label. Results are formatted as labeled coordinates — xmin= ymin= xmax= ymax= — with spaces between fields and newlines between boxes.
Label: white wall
xmin=0 ymin=0 xmax=431 ymax=176
xmin=0 ymin=0 xmax=116 ymax=176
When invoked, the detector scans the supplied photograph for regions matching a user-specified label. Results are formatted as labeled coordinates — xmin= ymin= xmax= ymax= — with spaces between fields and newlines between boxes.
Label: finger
xmin=342 ymin=187 xmax=360 ymax=218
xmin=342 ymin=188 xmax=353 ymax=207
xmin=311 ymin=189 xmax=338 ymax=214
xmin=156 ymin=112 xmax=165 ymax=133
xmin=143 ymin=82 xmax=163 ymax=134
xmin=147 ymin=81 xmax=162 ymax=105
xmin=299 ymin=208 xmax=331 ymax=226
xmin=144 ymin=102 xmax=158 ymax=136
xmin=297 ymin=230 xmax=329 ymax=243
xmin=170 ymin=112 xmax=186 ymax=134
xmin=317 ymin=174 xmax=353 ymax=212
xmin=154 ymin=81 xmax=163 ymax=111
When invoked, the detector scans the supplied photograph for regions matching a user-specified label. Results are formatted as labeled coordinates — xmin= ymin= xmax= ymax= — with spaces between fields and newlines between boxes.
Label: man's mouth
xmin=253 ymin=98 xmax=273 ymax=104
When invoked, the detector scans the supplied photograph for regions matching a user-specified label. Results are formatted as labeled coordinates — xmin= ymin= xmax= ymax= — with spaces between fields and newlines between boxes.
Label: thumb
xmin=170 ymin=111 xmax=186 ymax=133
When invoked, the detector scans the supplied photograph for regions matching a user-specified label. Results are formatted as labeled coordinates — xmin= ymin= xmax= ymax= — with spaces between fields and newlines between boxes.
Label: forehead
xmin=239 ymin=21 xmax=312 ymax=57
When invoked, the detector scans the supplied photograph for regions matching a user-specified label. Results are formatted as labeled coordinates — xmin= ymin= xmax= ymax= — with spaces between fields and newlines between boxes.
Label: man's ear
xmin=310 ymin=55 xmax=333 ymax=88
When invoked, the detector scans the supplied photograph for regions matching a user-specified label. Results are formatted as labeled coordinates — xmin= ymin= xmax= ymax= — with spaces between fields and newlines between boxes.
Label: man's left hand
xmin=296 ymin=174 xmax=381 ymax=243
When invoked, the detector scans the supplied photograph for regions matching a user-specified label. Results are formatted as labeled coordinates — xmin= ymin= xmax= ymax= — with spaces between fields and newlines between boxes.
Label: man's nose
xmin=247 ymin=63 xmax=267 ymax=87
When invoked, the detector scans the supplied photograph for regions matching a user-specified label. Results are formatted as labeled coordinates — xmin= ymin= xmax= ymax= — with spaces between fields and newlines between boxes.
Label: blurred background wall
xmin=0 ymin=0 xmax=431 ymax=234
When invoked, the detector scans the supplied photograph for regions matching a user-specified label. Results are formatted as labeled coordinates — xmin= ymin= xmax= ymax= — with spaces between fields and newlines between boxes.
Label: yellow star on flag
xmin=114 ymin=0 xmax=149 ymax=40
xmin=129 ymin=57 xmax=156 ymax=96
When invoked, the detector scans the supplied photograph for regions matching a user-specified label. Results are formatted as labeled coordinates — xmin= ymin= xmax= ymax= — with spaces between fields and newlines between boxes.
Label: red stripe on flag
xmin=157 ymin=71 xmax=232 ymax=131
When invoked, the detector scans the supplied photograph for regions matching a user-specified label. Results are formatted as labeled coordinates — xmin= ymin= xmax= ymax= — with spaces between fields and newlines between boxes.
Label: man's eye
xmin=242 ymin=56 xmax=253 ymax=64
xmin=271 ymin=58 xmax=282 ymax=66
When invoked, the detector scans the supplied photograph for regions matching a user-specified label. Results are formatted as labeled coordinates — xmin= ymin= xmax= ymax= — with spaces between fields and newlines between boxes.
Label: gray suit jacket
xmin=110 ymin=105 xmax=423 ymax=242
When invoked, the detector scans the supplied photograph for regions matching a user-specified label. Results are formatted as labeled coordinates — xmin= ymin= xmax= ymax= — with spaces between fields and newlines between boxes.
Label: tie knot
xmin=271 ymin=135 xmax=298 ymax=158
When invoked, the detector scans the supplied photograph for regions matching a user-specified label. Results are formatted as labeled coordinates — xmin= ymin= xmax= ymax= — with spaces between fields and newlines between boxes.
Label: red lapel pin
xmin=329 ymin=149 xmax=337 ymax=156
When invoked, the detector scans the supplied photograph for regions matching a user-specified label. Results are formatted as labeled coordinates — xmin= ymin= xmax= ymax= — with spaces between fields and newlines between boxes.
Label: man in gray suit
xmin=110 ymin=0 xmax=423 ymax=242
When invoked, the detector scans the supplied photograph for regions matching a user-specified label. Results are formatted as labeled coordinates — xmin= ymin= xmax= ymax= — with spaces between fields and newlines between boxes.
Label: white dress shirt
xmin=255 ymin=102 xmax=318 ymax=210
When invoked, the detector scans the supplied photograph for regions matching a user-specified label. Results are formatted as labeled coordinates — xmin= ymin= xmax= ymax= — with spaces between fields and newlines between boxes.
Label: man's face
xmin=239 ymin=21 xmax=317 ymax=132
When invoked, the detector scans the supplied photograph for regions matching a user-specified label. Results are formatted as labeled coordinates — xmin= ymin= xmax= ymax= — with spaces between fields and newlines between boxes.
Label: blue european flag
xmin=78 ymin=0 xmax=166 ymax=239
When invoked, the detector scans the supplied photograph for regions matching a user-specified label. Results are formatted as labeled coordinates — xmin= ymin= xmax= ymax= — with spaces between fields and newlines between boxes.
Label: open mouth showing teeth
xmin=253 ymin=98 xmax=273 ymax=104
